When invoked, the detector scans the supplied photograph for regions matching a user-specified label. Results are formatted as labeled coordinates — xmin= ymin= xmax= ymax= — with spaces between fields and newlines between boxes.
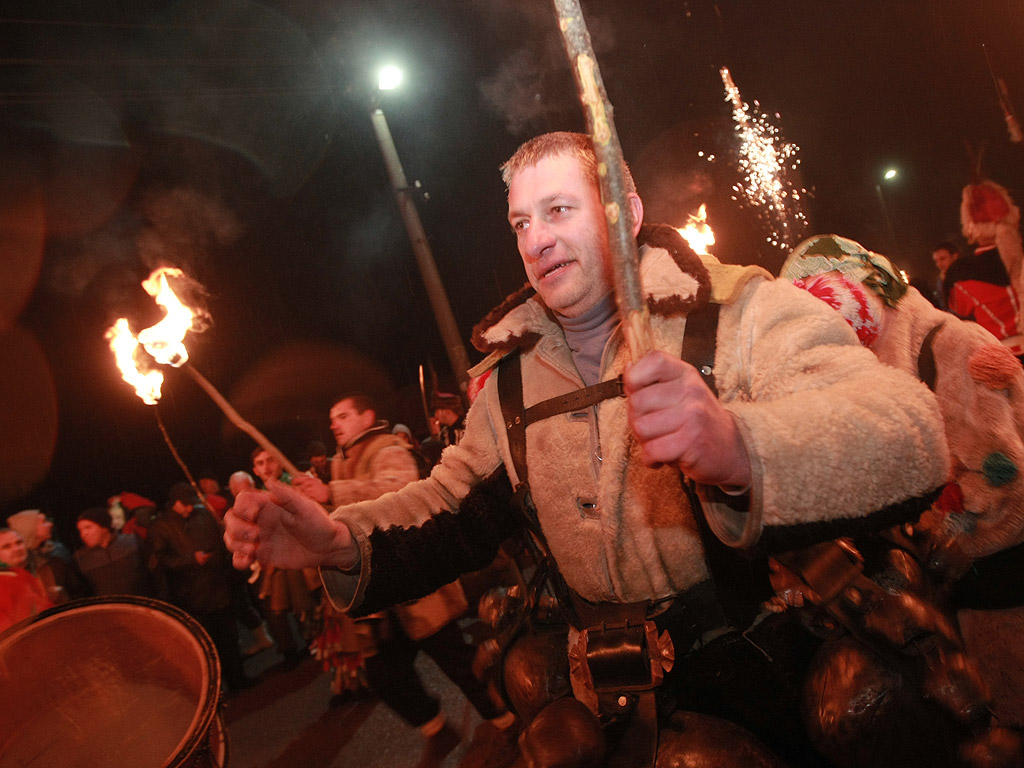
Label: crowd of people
xmin=4 ymin=131 xmax=1024 ymax=768
xmin=0 ymin=388 xmax=521 ymax=766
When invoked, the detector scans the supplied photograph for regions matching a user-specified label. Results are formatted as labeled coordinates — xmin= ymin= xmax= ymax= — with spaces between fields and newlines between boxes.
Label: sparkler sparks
xmin=719 ymin=67 xmax=808 ymax=250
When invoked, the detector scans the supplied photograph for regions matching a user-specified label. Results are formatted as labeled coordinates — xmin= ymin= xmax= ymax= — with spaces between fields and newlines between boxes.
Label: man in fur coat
xmin=292 ymin=394 xmax=516 ymax=764
xmin=226 ymin=132 xmax=947 ymax=766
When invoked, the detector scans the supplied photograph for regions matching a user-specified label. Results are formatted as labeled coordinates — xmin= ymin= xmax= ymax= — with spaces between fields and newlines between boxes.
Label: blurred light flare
xmin=718 ymin=67 xmax=808 ymax=250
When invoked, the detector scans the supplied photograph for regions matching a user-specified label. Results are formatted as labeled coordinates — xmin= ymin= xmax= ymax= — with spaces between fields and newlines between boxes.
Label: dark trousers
xmin=365 ymin=618 xmax=502 ymax=728
xmin=197 ymin=607 xmax=249 ymax=689
xmin=264 ymin=607 xmax=299 ymax=656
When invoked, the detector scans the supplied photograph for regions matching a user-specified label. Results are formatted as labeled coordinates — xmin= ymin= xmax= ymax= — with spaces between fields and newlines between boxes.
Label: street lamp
xmin=370 ymin=66 xmax=471 ymax=391
xmin=875 ymin=167 xmax=901 ymax=259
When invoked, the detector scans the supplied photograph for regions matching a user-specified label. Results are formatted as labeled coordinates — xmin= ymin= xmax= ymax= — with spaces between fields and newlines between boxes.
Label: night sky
xmin=2 ymin=0 xmax=1023 ymax=537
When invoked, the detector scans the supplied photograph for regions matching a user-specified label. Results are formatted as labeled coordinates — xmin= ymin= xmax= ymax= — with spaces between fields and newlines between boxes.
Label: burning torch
xmin=106 ymin=267 xmax=303 ymax=485
xmin=552 ymin=0 xmax=652 ymax=363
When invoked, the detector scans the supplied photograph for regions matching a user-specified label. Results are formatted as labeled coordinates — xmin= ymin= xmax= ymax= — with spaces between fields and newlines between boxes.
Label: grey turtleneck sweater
xmin=559 ymin=293 xmax=619 ymax=387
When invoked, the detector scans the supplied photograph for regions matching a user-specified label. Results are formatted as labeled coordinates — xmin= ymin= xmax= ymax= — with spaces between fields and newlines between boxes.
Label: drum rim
xmin=0 ymin=595 xmax=222 ymax=768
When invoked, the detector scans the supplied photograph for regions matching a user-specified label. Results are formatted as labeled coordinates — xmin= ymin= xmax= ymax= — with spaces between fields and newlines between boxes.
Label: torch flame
xmin=676 ymin=204 xmax=715 ymax=256
xmin=138 ymin=267 xmax=194 ymax=367
xmin=106 ymin=266 xmax=197 ymax=404
xmin=106 ymin=318 xmax=164 ymax=405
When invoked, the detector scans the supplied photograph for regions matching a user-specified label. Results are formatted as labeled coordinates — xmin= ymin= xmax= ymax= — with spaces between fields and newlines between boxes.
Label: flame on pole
xmin=677 ymin=205 xmax=716 ymax=256
xmin=106 ymin=267 xmax=303 ymax=478
xmin=552 ymin=0 xmax=652 ymax=363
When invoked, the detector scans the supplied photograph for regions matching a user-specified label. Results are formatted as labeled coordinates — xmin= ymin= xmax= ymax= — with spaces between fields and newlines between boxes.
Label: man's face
xmin=76 ymin=520 xmax=109 ymax=549
xmin=0 ymin=531 xmax=28 ymax=569
xmin=507 ymin=152 xmax=613 ymax=318
xmin=171 ymin=500 xmax=193 ymax=519
xmin=932 ymin=247 xmax=957 ymax=275
xmin=434 ymin=407 xmax=460 ymax=428
xmin=330 ymin=399 xmax=376 ymax=448
xmin=35 ymin=515 xmax=53 ymax=544
xmin=252 ymin=451 xmax=283 ymax=483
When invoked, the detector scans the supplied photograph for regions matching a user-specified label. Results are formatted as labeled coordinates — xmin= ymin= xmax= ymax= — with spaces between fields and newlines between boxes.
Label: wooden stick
xmin=552 ymin=0 xmax=653 ymax=363
xmin=182 ymin=363 xmax=303 ymax=478
xmin=154 ymin=406 xmax=210 ymax=509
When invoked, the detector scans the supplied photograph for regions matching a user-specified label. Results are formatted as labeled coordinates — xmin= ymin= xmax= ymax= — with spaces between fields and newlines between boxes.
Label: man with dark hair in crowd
xmin=72 ymin=506 xmax=153 ymax=598
xmin=293 ymin=392 xmax=517 ymax=763
xmin=306 ymin=440 xmax=331 ymax=483
xmin=149 ymin=482 xmax=253 ymax=691
xmin=421 ymin=391 xmax=466 ymax=467
xmin=926 ymin=240 xmax=960 ymax=310
xmin=226 ymin=132 xmax=948 ymax=766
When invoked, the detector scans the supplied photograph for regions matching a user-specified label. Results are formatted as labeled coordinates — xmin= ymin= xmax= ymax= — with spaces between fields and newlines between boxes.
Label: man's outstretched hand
xmin=624 ymin=350 xmax=752 ymax=490
xmin=224 ymin=480 xmax=359 ymax=571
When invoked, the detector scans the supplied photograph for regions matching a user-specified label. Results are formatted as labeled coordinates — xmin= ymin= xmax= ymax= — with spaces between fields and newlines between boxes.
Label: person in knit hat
xmin=0 ymin=527 xmax=52 ymax=632
xmin=72 ymin=506 xmax=154 ymax=598
xmin=6 ymin=509 xmax=72 ymax=604
xmin=782 ymin=233 xmax=1024 ymax=742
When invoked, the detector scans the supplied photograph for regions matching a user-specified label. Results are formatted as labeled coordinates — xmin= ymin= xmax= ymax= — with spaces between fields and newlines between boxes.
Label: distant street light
xmin=370 ymin=66 xmax=471 ymax=391
xmin=875 ymin=167 xmax=901 ymax=260
xmin=377 ymin=65 xmax=403 ymax=91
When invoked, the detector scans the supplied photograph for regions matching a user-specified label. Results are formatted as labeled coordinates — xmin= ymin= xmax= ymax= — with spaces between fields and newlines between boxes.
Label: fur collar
xmin=470 ymin=223 xmax=711 ymax=360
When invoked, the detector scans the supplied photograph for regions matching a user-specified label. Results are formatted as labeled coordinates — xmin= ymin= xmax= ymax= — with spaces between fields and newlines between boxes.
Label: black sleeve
xmin=354 ymin=467 xmax=522 ymax=616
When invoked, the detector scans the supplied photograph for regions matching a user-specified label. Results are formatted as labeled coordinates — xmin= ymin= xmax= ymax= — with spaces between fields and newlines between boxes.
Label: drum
xmin=0 ymin=596 xmax=228 ymax=767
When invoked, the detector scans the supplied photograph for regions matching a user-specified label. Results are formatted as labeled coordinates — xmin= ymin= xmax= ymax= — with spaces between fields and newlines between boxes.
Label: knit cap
xmin=6 ymin=510 xmax=43 ymax=548
xmin=77 ymin=507 xmax=114 ymax=531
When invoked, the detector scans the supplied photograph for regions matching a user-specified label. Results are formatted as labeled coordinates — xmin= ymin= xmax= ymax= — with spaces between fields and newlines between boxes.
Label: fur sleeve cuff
xmin=319 ymin=518 xmax=372 ymax=613
xmin=698 ymin=410 xmax=765 ymax=549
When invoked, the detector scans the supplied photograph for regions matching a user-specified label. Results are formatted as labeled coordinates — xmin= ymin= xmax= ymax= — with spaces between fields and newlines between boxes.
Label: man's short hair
xmin=500 ymin=131 xmax=636 ymax=196
xmin=331 ymin=392 xmax=377 ymax=417
xmin=77 ymin=507 xmax=114 ymax=531
xmin=933 ymin=241 xmax=959 ymax=256
xmin=166 ymin=481 xmax=197 ymax=508
xmin=250 ymin=446 xmax=271 ymax=464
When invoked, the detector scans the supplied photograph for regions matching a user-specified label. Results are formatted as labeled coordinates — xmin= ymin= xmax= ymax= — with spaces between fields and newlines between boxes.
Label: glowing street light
xmin=875 ymin=167 xmax=901 ymax=259
xmin=377 ymin=65 xmax=403 ymax=92
xmin=369 ymin=65 xmax=471 ymax=391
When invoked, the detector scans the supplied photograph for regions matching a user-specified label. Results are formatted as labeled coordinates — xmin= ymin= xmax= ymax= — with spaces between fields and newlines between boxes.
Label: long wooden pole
xmin=182 ymin=363 xmax=303 ymax=478
xmin=154 ymin=406 xmax=209 ymax=509
xmin=552 ymin=0 xmax=652 ymax=362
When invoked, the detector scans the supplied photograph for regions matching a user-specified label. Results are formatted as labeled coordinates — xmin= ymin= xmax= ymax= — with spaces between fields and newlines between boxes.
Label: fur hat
xmin=431 ymin=391 xmax=464 ymax=415
xmin=6 ymin=510 xmax=43 ymax=549
xmin=77 ymin=507 xmax=113 ymax=531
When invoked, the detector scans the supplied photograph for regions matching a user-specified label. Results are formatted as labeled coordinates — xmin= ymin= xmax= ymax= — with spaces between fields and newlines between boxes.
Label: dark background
xmin=2 ymin=0 xmax=1023 ymax=540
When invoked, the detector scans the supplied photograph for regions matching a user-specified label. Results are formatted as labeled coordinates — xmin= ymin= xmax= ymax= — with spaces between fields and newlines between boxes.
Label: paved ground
xmin=220 ymin=633 xmax=490 ymax=768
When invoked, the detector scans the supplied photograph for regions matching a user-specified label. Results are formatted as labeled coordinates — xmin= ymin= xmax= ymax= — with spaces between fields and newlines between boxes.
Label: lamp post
xmin=370 ymin=66 xmax=471 ymax=391
xmin=875 ymin=167 xmax=901 ymax=259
